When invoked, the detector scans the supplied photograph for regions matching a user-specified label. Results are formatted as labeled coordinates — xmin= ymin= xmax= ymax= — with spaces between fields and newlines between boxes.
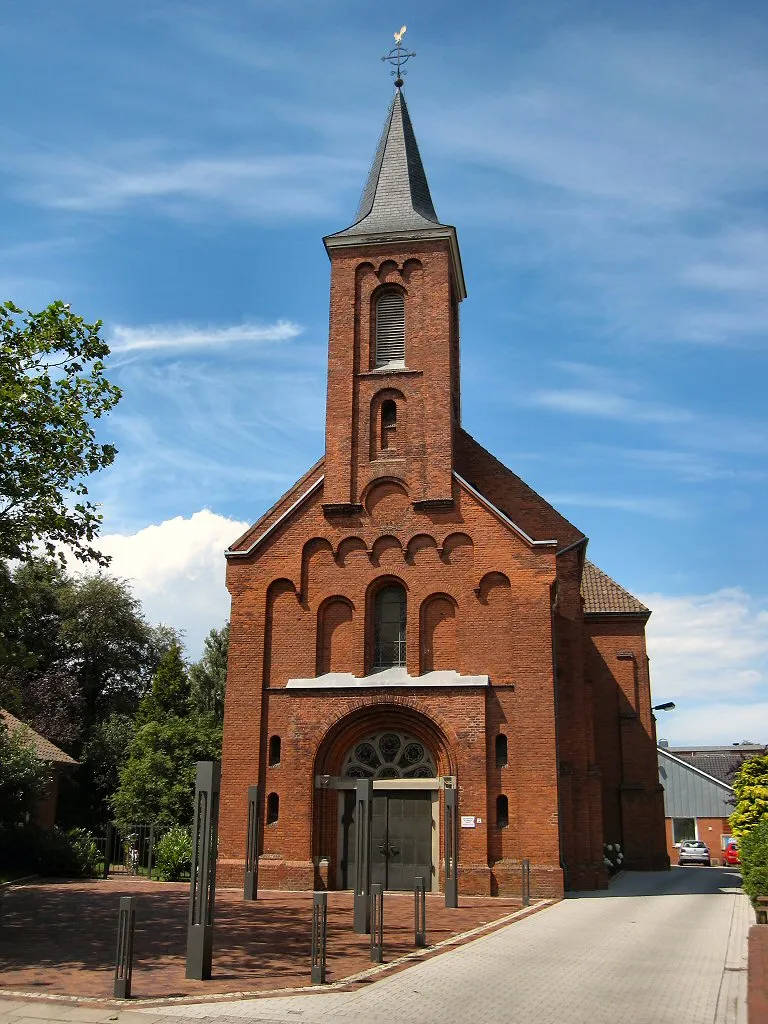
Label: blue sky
xmin=3 ymin=1 xmax=767 ymax=744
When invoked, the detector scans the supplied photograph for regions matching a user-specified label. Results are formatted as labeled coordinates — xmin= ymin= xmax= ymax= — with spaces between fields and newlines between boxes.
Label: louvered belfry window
xmin=375 ymin=291 xmax=405 ymax=368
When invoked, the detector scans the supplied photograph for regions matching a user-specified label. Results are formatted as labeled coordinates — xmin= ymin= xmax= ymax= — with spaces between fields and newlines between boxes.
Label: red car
xmin=724 ymin=839 xmax=740 ymax=865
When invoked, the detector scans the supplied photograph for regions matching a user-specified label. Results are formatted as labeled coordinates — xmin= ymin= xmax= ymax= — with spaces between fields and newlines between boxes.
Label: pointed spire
xmin=329 ymin=89 xmax=448 ymax=239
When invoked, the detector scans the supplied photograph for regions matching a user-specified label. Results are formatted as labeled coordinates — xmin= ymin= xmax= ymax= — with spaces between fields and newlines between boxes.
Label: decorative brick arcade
xmin=217 ymin=80 xmax=668 ymax=900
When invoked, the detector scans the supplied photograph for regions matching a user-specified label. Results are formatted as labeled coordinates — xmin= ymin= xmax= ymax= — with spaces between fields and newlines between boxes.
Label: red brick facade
xmin=218 ymin=91 xmax=668 ymax=898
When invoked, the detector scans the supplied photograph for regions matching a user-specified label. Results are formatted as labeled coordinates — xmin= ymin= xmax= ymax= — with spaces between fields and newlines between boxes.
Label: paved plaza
xmin=0 ymin=867 xmax=751 ymax=1024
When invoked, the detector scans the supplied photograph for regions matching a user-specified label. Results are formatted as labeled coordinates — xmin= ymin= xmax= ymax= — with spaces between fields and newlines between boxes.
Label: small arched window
xmin=497 ymin=794 xmax=509 ymax=829
xmin=375 ymin=291 xmax=405 ymax=368
xmin=269 ymin=735 xmax=281 ymax=766
xmin=267 ymin=792 xmax=279 ymax=825
xmin=495 ymin=734 xmax=508 ymax=768
xmin=373 ymin=584 xmax=407 ymax=669
xmin=381 ymin=399 xmax=397 ymax=450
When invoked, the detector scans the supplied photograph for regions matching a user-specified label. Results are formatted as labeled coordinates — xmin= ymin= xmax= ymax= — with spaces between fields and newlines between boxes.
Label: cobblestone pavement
xmin=0 ymin=867 xmax=749 ymax=1024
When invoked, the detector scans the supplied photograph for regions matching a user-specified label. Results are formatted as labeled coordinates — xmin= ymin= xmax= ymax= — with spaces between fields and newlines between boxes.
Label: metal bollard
xmin=370 ymin=883 xmax=384 ymax=963
xmin=311 ymin=891 xmax=328 ymax=984
xmin=414 ymin=876 xmax=426 ymax=947
xmin=522 ymin=858 xmax=531 ymax=907
xmin=103 ymin=823 xmax=113 ymax=879
xmin=114 ymin=896 xmax=136 ymax=998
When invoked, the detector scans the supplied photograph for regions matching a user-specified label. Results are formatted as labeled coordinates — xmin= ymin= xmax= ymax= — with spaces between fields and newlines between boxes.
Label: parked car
xmin=678 ymin=840 xmax=711 ymax=866
xmin=724 ymin=838 xmax=740 ymax=866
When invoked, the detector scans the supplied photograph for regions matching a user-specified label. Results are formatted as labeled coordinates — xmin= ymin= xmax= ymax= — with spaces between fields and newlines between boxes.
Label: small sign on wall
xmin=461 ymin=815 xmax=477 ymax=828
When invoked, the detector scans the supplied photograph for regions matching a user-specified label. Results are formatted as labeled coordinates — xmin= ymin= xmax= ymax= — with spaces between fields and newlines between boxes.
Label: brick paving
xmin=0 ymin=878 xmax=520 ymax=1001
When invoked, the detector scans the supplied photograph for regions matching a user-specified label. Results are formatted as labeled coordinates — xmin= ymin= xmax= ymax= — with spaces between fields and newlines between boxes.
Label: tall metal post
xmin=114 ymin=896 xmax=136 ymax=998
xmin=353 ymin=779 xmax=373 ymax=934
xmin=311 ymin=891 xmax=328 ymax=983
xmin=185 ymin=760 xmax=221 ymax=980
xmin=522 ymin=858 xmax=531 ymax=907
xmin=414 ymin=875 xmax=426 ymax=947
xmin=444 ymin=786 xmax=459 ymax=908
xmin=147 ymin=826 xmax=155 ymax=881
xmin=370 ymin=883 xmax=384 ymax=963
xmin=244 ymin=785 xmax=261 ymax=901
xmin=103 ymin=823 xmax=113 ymax=879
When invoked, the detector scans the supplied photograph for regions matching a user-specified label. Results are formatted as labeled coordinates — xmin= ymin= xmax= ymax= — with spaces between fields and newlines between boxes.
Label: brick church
xmin=217 ymin=80 xmax=668 ymax=898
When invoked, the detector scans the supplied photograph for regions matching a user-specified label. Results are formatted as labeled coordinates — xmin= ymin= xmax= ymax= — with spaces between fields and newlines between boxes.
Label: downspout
xmin=550 ymin=580 xmax=570 ymax=891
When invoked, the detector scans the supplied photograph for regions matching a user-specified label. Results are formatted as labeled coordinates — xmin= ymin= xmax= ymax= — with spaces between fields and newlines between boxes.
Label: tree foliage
xmin=0 ymin=718 xmax=50 ymax=826
xmin=112 ymin=645 xmax=221 ymax=831
xmin=0 ymin=300 xmax=121 ymax=566
xmin=189 ymin=622 xmax=229 ymax=724
xmin=729 ymin=755 xmax=768 ymax=838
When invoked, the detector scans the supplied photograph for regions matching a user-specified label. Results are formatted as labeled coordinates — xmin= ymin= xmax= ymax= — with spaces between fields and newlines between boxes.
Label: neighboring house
xmin=658 ymin=743 xmax=738 ymax=864
xmin=1 ymin=709 xmax=77 ymax=829
xmin=217 ymin=80 xmax=668 ymax=901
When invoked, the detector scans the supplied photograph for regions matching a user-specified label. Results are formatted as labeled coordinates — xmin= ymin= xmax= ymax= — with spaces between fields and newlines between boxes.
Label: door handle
xmin=378 ymin=843 xmax=388 ymax=855
xmin=389 ymin=845 xmax=400 ymax=856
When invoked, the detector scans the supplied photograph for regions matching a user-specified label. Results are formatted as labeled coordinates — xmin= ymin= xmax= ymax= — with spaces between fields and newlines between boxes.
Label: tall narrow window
xmin=495 ymin=734 xmax=508 ymax=768
xmin=267 ymin=792 xmax=279 ymax=825
xmin=375 ymin=292 xmax=405 ymax=368
xmin=496 ymin=794 xmax=509 ymax=829
xmin=381 ymin=399 xmax=397 ymax=450
xmin=269 ymin=735 xmax=281 ymax=766
xmin=374 ymin=584 xmax=407 ymax=669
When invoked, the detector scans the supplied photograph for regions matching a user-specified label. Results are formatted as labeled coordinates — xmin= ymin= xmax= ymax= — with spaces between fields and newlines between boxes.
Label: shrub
xmin=0 ymin=824 xmax=101 ymax=877
xmin=739 ymin=817 xmax=768 ymax=905
xmin=154 ymin=826 xmax=192 ymax=881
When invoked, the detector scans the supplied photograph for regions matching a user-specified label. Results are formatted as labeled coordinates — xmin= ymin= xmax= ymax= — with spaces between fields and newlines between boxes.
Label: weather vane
xmin=381 ymin=26 xmax=415 ymax=88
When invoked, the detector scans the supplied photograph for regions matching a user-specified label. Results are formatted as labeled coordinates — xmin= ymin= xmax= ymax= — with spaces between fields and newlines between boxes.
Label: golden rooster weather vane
xmin=382 ymin=26 xmax=416 ymax=88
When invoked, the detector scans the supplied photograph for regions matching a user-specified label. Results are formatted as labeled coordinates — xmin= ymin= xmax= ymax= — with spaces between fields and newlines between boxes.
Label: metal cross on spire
xmin=381 ymin=26 xmax=415 ymax=88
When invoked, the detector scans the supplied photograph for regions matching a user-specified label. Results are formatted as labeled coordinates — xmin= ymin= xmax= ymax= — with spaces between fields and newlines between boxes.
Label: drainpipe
xmin=550 ymin=580 xmax=570 ymax=891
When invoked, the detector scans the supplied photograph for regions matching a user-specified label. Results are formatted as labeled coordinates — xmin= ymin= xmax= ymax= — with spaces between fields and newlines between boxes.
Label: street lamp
xmin=653 ymin=702 xmax=676 ymax=712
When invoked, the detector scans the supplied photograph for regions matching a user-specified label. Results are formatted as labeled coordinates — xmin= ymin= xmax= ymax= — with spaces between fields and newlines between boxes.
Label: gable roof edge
xmin=658 ymin=746 xmax=735 ymax=792
xmin=453 ymin=472 xmax=558 ymax=549
xmin=226 ymin=476 xmax=325 ymax=559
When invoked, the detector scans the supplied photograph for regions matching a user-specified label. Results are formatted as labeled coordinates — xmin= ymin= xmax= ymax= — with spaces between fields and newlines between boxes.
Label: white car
xmin=678 ymin=840 xmax=711 ymax=866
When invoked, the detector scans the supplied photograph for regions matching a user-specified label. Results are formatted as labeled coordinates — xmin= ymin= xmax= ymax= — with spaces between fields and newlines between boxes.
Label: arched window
xmin=375 ymin=291 xmax=405 ymax=368
xmin=496 ymin=794 xmax=509 ymax=829
xmin=269 ymin=735 xmax=281 ymax=766
xmin=381 ymin=399 xmax=397 ymax=450
xmin=267 ymin=792 xmax=279 ymax=825
xmin=495 ymin=734 xmax=508 ymax=768
xmin=374 ymin=584 xmax=407 ymax=669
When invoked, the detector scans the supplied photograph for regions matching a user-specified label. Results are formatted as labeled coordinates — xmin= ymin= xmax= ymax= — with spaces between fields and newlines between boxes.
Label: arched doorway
xmin=338 ymin=730 xmax=438 ymax=891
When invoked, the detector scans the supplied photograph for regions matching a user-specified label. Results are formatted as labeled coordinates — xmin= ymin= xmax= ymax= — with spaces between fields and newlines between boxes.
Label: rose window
xmin=342 ymin=730 xmax=437 ymax=780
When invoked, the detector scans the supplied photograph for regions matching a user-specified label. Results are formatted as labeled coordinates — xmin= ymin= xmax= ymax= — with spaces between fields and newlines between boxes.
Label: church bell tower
xmin=321 ymin=67 xmax=467 ymax=516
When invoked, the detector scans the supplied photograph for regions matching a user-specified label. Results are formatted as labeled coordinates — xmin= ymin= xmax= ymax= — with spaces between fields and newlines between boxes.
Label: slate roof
xmin=581 ymin=561 xmax=649 ymax=617
xmin=328 ymin=89 xmax=449 ymax=239
xmin=0 ymin=708 xmax=77 ymax=765
xmin=665 ymin=745 xmax=766 ymax=786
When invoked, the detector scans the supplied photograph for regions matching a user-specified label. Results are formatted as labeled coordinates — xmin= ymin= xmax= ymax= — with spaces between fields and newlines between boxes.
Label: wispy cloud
xmin=549 ymin=492 xmax=686 ymax=519
xmin=4 ymin=148 xmax=363 ymax=221
xmin=530 ymin=389 xmax=693 ymax=426
xmin=110 ymin=319 xmax=302 ymax=354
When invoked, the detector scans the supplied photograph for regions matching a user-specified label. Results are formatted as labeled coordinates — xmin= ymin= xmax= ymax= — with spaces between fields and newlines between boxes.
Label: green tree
xmin=0 ymin=300 xmax=121 ymax=566
xmin=189 ymin=623 xmax=229 ymax=724
xmin=0 ymin=718 xmax=50 ymax=826
xmin=730 ymin=755 xmax=768 ymax=838
xmin=112 ymin=646 xmax=221 ymax=830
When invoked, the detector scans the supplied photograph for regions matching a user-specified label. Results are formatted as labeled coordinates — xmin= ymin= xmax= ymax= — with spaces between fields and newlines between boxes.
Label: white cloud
xmin=73 ymin=510 xmax=248 ymax=659
xmin=643 ymin=589 xmax=768 ymax=744
xmin=550 ymin=493 xmax=686 ymax=520
xmin=5 ymin=149 xmax=362 ymax=221
xmin=530 ymin=389 xmax=693 ymax=426
xmin=110 ymin=319 xmax=302 ymax=354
